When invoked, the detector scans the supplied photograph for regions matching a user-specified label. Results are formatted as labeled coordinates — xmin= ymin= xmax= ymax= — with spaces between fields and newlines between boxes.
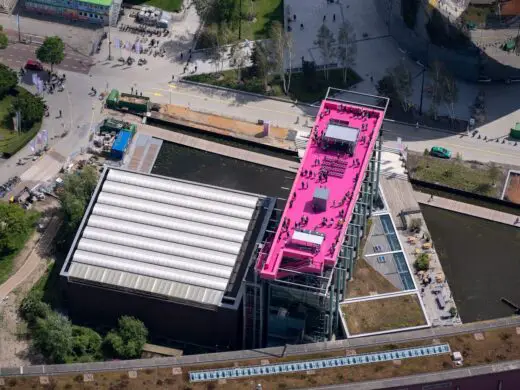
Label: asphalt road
xmin=1 ymin=29 xmax=92 ymax=74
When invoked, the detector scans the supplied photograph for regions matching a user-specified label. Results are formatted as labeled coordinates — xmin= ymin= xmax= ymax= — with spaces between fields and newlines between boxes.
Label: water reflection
xmin=421 ymin=205 xmax=520 ymax=322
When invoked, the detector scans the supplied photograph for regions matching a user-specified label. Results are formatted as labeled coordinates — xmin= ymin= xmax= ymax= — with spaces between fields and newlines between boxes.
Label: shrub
xmin=20 ymin=290 xmax=51 ymax=325
xmin=449 ymin=307 xmax=457 ymax=318
xmin=104 ymin=316 xmax=148 ymax=359
xmin=409 ymin=218 xmax=423 ymax=232
xmin=415 ymin=253 xmax=430 ymax=271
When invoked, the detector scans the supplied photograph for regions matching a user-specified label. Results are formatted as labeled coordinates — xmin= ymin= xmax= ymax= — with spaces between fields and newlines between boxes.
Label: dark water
xmin=421 ymin=205 xmax=520 ymax=323
xmin=152 ymin=141 xmax=295 ymax=200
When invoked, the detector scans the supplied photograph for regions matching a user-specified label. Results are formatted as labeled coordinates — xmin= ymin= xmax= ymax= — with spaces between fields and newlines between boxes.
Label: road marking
xmin=146 ymin=91 xmax=163 ymax=97
xmin=395 ymin=131 xmax=519 ymax=160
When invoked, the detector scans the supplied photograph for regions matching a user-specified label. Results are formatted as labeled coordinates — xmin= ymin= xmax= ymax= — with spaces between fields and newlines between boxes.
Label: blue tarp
xmin=111 ymin=130 xmax=132 ymax=160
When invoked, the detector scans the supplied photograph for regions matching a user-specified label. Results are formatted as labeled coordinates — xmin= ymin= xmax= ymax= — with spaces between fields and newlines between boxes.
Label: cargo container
xmin=110 ymin=130 xmax=133 ymax=160
xmin=511 ymin=122 xmax=520 ymax=140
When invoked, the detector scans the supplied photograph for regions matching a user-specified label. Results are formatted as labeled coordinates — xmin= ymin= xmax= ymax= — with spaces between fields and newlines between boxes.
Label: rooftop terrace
xmin=258 ymin=99 xmax=385 ymax=279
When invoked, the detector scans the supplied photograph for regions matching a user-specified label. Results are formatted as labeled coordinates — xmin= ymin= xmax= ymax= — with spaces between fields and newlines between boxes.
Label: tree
xmin=0 ymin=64 xmax=17 ymax=98
xmin=428 ymin=61 xmax=444 ymax=120
xmin=216 ymin=0 xmax=239 ymax=27
xmin=337 ymin=21 xmax=357 ymax=85
xmin=314 ymin=24 xmax=336 ymax=80
xmin=488 ymin=163 xmax=501 ymax=186
xmin=104 ymin=316 xmax=148 ymax=359
xmin=36 ymin=36 xmax=64 ymax=72
xmin=0 ymin=203 xmax=39 ymax=257
xmin=269 ymin=21 xmax=293 ymax=94
xmin=20 ymin=290 xmax=51 ymax=325
xmin=33 ymin=311 xmax=73 ymax=363
xmin=388 ymin=62 xmax=413 ymax=112
xmin=250 ymin=42 xmax=269 ymax=90
xmin=10 ymin=88 xmax=45 ymax=130
xmin=59 ymin=166 xmax=98 ymax=240
xmin=0 ymin=25 xmax=7 ymax=49
xmin=229 ymin=42 xmax=249 ymax=81
xmin=70 ymin=326 xmax=102 ymax=362
xmin=442 ymin=69 xmax=458 ymax=121
xmin=415 ymin=253 xmax=430 ymax=271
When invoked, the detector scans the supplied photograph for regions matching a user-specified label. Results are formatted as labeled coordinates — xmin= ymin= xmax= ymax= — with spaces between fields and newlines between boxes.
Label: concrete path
xmin=133 ymin=120 xmax=299 ymax=173
xmin=0 ymin=216 xmax=61 ymax=301
xmin=415 ymin=191 xmax=520 ymax=227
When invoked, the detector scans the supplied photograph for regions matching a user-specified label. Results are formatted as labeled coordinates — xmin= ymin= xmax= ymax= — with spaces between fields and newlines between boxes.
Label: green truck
xmin=100 ymin=118 xmax=137 ymax=135
xmin=106 ymin=89 xmax=151 ymax=114
xmin=511 ymin=122 xmax=520 ymax=140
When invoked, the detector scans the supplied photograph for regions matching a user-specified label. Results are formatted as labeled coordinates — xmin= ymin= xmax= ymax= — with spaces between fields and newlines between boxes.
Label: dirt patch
xmin=504 ymin=172 xmax=520 ymax=204
xmin=346 ymin=258 xmax=399 ymax=298
xmin=0 ymin=260 xmax=47 ymax=368
xmin=342 ymin=294 xmax=427 ymax=335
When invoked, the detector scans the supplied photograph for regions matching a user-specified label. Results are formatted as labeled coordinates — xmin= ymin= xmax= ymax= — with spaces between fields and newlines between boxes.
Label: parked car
xmin=430 ymin=146 xmax=452 ymax=159
xmin=24 ymin=59 xmax=44 ymax=71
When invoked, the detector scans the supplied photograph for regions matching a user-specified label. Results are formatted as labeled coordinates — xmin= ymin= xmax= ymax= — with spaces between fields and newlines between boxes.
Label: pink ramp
xmin=257 ymin=100 xmax=385 ymax=280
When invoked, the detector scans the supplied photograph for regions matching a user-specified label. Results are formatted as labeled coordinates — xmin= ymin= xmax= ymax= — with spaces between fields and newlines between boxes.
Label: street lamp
xmin=107 ymin=5 xmax=113 ymax=60
xmin=418 ymin=43 xmax=430 ymax=116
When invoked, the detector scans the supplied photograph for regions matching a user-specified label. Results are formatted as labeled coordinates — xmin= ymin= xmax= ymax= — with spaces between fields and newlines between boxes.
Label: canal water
xmin=421 ymin=204 xmax=520 ymax=323
xmin=152 ymin=141 xmax=295 ymax=200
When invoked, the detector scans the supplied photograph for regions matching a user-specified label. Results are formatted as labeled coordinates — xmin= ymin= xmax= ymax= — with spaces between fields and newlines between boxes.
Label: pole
xmin=238 ymin=0 xmax=242 ymax=40
xmin=419 ymin=43 xmax=429 ymax=116
xmin=17 ymin=14 xmax=21 ymax=43
xmin=108 ymin=7 xmax=112 ymax=60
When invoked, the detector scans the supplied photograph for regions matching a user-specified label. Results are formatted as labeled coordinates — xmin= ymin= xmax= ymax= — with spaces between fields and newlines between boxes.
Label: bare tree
xmin=442 ymin=70 xmax=458 ymax=121
xmin=210 ymin=26 xmax=230 ymax=73
xmin=269 ymin=21 xmax=293 ymax=94
xmin=428 ymin=61 xmax=444 ymax=120
xmin=314 ymin=24 xmax=336 ymax=80
xmin=229 ymin=42 xmax=249 ymax=81
xmin=337 ymin=21 xmax=357 ymax=85
xmin=389 ymin=61 xmax=413 ymax=112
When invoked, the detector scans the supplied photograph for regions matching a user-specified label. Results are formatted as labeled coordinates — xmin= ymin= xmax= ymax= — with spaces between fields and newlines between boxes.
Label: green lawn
xmin=185 ymin=67 xmax=362 ymax=103
xmin=407 ymin=153 xmax=506 ymax=197
xmin=239 ymin=0 xmax=283 ymax=39
xmin=198 ymin=0 xmax=283 ymax=46
xmin=0 ymin=88 xmax=41 ymax=157
xmin=123 ymin=0 xmax=183 ymax=12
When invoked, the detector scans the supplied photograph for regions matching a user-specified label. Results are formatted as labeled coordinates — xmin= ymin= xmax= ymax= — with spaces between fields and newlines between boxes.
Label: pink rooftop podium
xmin=257 ymin=89 xmax=387 ymax=281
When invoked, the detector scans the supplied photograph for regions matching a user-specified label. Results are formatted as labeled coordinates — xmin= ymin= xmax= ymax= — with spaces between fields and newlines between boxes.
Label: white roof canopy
xmin=325 ymin=124 xmax=359 ymax=143
xmin=291 ymin=230 xmax=325 ymax=246
xmin=65 ymin=169 xmax=263 ymax=307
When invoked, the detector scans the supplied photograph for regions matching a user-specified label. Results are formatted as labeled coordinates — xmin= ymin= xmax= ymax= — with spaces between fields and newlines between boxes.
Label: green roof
xmin=80 ymin=0 xmax=112 ymax=7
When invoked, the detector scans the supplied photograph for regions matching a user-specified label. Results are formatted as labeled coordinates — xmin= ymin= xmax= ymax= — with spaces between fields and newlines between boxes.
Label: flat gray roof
xmin=62 ymin=169 xmax=263 ymax=307
xmin=325 ymin=123 xmax=359 ymax=143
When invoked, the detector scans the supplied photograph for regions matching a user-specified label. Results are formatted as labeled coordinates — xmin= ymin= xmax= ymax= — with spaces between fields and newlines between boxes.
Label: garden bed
xmin=341 ymin=294 xmax=427 ymax=335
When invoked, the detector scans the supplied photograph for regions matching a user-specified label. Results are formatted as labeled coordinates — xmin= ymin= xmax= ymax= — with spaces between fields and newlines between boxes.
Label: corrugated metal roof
xmin=67 ymin=169 xmax=261 ymax=307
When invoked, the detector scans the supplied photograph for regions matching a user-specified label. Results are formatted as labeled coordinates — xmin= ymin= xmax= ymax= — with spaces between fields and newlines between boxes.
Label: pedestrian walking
xmin=293 ymin=14 xmax=296 ymax=21
xmin=172 ymin=74 xmax=175 ymax=81
xmin=131 ymin=86 xmax=134 ymax=94
xmin=429 ymin=194 xmax=434 ymax=202
xmin=300 ymin=23 xmax=304 ymax=30
xmin=323 ymin=15 xmax=326 ymax=22
xmin=59 ymin=109 xmax=62 ymax=118
xmin=195 ymin=65 xmax=198 ymax=72
xmin=333 ymin=13 xmax=336 ymax=22
xmin=180 ymin=52 xmax=183 ymax=59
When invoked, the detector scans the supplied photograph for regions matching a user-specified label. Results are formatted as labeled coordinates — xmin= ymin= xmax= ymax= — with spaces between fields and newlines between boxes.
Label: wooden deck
xmin=137 ymin=123 xmax=299 ymax=173
xmin=415 ymin=191 xmax=520 ymax=227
